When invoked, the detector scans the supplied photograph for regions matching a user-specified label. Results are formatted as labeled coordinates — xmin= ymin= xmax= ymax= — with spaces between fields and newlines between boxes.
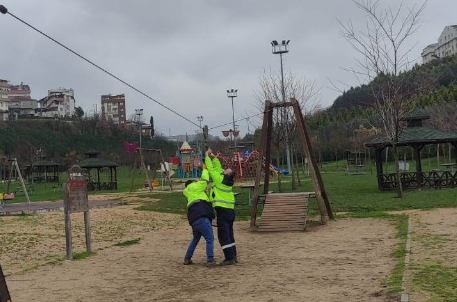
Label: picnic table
xmin=440 ymin=163 xmax=457 ymax=173
xmin=239 ymin=183 xmax=264 ymax=205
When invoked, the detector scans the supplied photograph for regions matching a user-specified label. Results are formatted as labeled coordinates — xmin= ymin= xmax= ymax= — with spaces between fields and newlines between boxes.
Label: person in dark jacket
xmin=183 ymin=168 xmax=215 ymax=266
xmin=205 ymin=148 xmax=237 ymax=266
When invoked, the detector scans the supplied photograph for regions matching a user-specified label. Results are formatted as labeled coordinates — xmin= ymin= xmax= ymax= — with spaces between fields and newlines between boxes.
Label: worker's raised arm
xmin=205 ymin=154 xmax=223 ymax=184
xmin=212 ymin=156 xmax=224 ymax=173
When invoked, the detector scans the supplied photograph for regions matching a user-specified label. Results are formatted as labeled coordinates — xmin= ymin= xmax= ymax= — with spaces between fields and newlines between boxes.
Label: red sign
xmin=68 ymin=180 xmax=85 ymax=189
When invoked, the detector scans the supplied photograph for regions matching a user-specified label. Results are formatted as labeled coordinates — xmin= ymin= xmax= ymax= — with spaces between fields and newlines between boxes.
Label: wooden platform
xmin=257 ymin=193 xmax=310 ymax=232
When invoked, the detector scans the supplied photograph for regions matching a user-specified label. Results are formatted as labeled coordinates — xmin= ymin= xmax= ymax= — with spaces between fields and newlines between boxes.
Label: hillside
xmin=0 ymin=119 xmax=177 ymax=166
xmin=331 ymin=55 xmax=457 ymax=111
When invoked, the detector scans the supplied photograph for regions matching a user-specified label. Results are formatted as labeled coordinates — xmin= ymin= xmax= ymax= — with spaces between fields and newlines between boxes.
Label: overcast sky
xmin=0 ymin=0 xmax=455 ymax=137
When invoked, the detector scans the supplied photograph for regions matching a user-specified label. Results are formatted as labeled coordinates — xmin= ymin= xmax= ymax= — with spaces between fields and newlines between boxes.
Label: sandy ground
xmin=1 ymin=205 xmax=400 ymax=302
xmin=407 ymin=208 xmax=457 ymax=302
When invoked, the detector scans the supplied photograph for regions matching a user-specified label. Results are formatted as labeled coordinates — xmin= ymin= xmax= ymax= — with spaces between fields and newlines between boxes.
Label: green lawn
xmin=1 ymin=166 xmax=160 ymax=203
xmin=4 ymin=161 xmax=457 ymax=214
xmin=135 ymin=169 xmax=457 ymax=217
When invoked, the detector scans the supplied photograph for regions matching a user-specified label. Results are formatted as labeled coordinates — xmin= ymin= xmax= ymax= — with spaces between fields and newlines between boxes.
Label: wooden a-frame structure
xmin=250 ymin=99 xmax=334 ymax=228
xmin=130 ymin=148 xmax=173 ymax=192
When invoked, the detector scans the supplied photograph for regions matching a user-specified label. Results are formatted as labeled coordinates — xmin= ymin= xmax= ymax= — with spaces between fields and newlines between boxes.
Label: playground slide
xmin=269 ymin=164 xmax=289 ymax=175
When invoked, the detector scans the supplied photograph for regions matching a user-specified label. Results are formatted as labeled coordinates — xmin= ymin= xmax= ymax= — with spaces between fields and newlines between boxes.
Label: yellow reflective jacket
xmin=183 ymin=169 xmax=210 ymax=207
xmin=205 ymin=156 xmax=235 ymax=209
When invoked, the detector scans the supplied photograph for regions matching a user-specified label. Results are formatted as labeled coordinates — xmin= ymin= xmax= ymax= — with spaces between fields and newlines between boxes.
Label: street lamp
xmin=271 ymin=40 xmax=290 ymax=103
xmin=271 ymin=39 xmax=292 ymax=173
xmin=196 ymin=116 xmax=204 ymax=152
xmin=227 ymin=89 xmax=238 ymax=148
xmin=135 ymin=108 xmax=144 ymax=148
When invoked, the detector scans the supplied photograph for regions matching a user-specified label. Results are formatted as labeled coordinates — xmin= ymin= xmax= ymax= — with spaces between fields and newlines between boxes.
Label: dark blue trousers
xmin=215 ymin=207 xmax=236 ymax=260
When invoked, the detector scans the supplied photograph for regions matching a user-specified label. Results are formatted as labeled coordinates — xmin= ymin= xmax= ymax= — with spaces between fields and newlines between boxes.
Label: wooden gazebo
xmin=77 ymin=151 xmax=118 ymax=191
xmin=29 ymin=159 xmax=60 ymax=183
xmin=366 ymin=111 xmax=457 ymax=190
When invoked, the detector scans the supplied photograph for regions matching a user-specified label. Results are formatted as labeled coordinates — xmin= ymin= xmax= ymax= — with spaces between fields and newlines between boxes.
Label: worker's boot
xmin=206 ymin=260 xmax=216 ymax=267
xmin=183 ymin=258 xmax=193 ymax=265
xmin=218 ymin=259 xmax=236 ymax=266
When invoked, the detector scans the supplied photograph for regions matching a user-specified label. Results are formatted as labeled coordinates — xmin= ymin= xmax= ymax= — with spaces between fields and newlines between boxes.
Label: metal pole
xmin=231 ymin=96 xmax=236 ymax=148
xmin=280 ymin=53 xmax=292 ymax=174
xmin=139 ymin=121 xmax=142 ymax=148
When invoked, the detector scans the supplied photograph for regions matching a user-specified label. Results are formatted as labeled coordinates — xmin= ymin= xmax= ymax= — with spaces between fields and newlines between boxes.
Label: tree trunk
xmin=291 ymin=144 xmax=296 ymax=191
xmin=393 ymin=144 xmax=403 ymax=198
xmin=276 ymin=144 xmax=282 ymax=193
xmin=294 ymin=149 xmax=301 ymax=186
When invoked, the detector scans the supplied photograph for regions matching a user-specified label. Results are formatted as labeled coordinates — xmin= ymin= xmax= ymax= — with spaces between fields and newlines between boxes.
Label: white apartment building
xmin=0 ymin=79 xmax=10 ymax=121
xmin=422 ymin=25 xmax=457 ymax=64
xmin=37 ymin=88 xmax=76 ymax=118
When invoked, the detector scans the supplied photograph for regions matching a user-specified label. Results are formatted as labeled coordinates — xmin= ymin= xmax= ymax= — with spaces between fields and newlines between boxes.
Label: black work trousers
xmin=215 ymin=207 xmax=236 ymax=260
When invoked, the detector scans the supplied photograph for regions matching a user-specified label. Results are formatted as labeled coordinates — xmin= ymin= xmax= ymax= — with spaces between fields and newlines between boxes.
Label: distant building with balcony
xmin=0 ymin=79 xmax=10 ymax=121
xmin=8 ymin=82 xmax=31 ymax=100
xmin=37 ymin=88 xmax=76 ymax=118
xmin=101 ymin=94 xmax=126 ymax=125
xmin=422 ymin=25 xmax=457 ymax=64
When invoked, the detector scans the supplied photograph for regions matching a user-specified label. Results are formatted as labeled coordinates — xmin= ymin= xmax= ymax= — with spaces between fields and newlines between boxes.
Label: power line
xmin=0 ymin=5 xmax=200 ymax=128
xmin=209 ymin=112 xmax=263 ymax=130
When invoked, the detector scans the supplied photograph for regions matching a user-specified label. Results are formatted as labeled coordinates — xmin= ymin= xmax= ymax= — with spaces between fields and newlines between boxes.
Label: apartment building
xmin=422 ymin=25 xmax=457 ymax=64
xmin=0 ymin=79 xmax=9 ymax=121
xmin=37 ymin=88 xmax=76 ymax=118
xmin=101 ymin=94 xmax=126 ymax=124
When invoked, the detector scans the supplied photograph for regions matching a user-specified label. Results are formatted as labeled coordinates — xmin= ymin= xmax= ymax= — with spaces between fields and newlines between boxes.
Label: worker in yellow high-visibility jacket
xmin=205 ymin=148 xmax=237 ymax=265
xmin=183 ymin=168 xmax=215 ymax=266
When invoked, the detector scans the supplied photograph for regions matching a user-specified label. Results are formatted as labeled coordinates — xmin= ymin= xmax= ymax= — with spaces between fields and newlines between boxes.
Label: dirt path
xmin=407 ymin=208 xmax=457 ymax=302
xmin=4 ymin=212 xmax=398 ymax=302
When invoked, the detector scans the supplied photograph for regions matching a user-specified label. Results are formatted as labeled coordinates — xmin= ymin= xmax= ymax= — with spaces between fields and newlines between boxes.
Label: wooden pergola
xmin=366 ymin=112 xmax=457 ymax=190
xmin=78 ymin=152 xmax=118 ymax=191
xmin=29 ymin=159 xmax=60 ymax=183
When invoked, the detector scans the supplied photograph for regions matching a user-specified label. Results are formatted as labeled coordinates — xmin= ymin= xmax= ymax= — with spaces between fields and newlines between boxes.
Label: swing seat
xmin=257 ymin=193 xmax=310 ymax=232
xmin=3 ymin=193 xmax=14 ymax=200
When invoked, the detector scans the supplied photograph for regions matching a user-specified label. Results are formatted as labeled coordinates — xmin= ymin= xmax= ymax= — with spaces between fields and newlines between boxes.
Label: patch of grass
xmin=413 ymin=233 xmax=449 ymax=250
xmin=72 ymin=251 xmax=96 ymax=260
xmin=383 ymin=214 xmax=409 ymax=294
xmin=412 ymin=263 xmax=457 ymax=302
xmin=114 ymin=238 xmax=140 ymax=247
xmin=342 ymin=211 xmax=409 ymax=294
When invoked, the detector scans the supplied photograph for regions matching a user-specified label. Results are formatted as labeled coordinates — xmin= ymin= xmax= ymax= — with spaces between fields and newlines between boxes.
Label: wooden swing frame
xmin=130 ymin=148 xmax=173 ymax=192
xmin=250 ymin=99 xmax=333 ymax=227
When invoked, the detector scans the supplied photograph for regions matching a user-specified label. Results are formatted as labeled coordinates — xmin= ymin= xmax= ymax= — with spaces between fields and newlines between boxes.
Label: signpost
xmin=0 ymin=262 xmax=11 ymax=302
xmin=63 ymin=166 xmax=91 ymax=260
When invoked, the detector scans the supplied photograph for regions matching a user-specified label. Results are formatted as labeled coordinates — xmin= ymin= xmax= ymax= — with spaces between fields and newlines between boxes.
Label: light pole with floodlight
xmin=227 ymin=89 xmax=238 ymax=148
xmin=135 ymin=108 xmax=144 ymax=148
xmin=271 ymin=39 xmax=292 ymax=173
xmin=196 ymin=116 xmax=204 ymax=151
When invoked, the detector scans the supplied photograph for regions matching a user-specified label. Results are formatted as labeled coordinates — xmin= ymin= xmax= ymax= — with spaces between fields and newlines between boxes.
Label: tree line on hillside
xmin=0 ymin=116 xmax=178 ymax=168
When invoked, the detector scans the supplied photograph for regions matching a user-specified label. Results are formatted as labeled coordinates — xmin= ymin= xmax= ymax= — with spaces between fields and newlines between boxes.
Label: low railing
xmin=378 ymin=171 xmax=457 ymax=190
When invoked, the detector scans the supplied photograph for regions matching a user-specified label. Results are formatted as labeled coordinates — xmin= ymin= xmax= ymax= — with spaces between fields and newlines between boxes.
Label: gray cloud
xmin=0 ymin=0 xmax=454 ymax=136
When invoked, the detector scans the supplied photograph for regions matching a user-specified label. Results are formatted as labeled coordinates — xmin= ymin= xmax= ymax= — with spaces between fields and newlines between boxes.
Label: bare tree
xmin=339 ymin=0 xmax=427 ymax=197
xmin=256 ymin=68 xmax=321 ymax=190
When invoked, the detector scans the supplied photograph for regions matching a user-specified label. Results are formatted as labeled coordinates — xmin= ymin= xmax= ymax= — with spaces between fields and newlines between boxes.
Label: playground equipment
xmin=251 ymin=99 xmax=333 ymax=231
xmin=345 ymin=150 xmax=367 ymax=175
xmin=0 ymin=158 xmax=30 ymax=204
xmin=174 ymin=141 xmax=202 ymax=179
xmin=130 ymin=148 xmax=173 ymax=192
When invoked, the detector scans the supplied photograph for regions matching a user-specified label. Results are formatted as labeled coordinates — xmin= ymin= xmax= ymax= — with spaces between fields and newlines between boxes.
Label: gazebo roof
xmin=366 ymin=126 xmax=457 ymax=148
xmin=32 ymin=160 xmax=59 ymax=167
xmin=77 ymin=158 xmax=118 ymax=168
